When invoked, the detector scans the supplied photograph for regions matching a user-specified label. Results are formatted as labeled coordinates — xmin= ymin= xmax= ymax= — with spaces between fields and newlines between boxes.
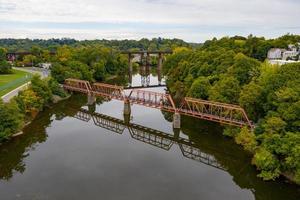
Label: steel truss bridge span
xmin=64 ymin=78 xmax=254 ymax=129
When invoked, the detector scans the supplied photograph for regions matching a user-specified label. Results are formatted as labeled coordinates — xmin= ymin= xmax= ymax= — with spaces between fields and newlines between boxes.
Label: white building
xmin=267 ymin=48 xmax=283 ymax=60
xmin=267 ymin=43 xmax=300 ymax=61
xmin=282 ymin=50 xmax=298 ymax=60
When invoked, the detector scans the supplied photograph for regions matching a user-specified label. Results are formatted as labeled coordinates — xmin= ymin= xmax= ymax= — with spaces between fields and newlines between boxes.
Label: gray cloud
xmin=0 ymin=0 xmax=299 ymax=41
xmin=0 ymin=2 xmax=16 ymax=13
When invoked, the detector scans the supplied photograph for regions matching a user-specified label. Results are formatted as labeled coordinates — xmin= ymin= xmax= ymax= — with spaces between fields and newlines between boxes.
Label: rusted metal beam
xmin=63 ymin=79 xmax=254 ymax=129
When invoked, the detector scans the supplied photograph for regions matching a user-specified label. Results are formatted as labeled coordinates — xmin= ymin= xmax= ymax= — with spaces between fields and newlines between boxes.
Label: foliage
xmin=48 ymin=78 xmax=67 ymax=97
xmin=163 ymin=35 xmax=300 ymax=184
xmin=235 ymin=127 xmax=257 ymax=152
xmin=187 ymin=76 xmax=211 ymax=99
xmin=50 ymin=45 xmax=127 ymax=83
xmin=0 ymin=47 xmax=11 ymax=74
xmin=0 ymin=38 xmax=192 ymax=52
xmin=0 ymin=100 xmax=24 ymax=141
xmin=208 ymin=76 xmax=241 ymax=103
xmin=0 ymin=62 xmax=12 ymax=74
xmin=22 ymin=55 xmax=37 ymax=66
xmin=0 ymin=76 xmax=68 ymax=141
xmin=30 ymin=75 xmax=53 ymax=105
xmin=252 ymin=148 xmax=281 ymax=180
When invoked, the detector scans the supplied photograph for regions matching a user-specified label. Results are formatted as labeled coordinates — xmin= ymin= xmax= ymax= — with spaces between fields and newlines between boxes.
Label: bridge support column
xmin=146 ymin=53 xmax=150 ymax=66
xmin=128 ymin=53 xmax=133 ymax=73
xmin=140 ymin=53 xmax=144 ymax=65
xmin=158 ymin=53 xmax=163 ymax=71
xmin=173 ymin=112 xmax=181 ymax=129
xmin=123 ymin=98 xmax=131 ymax=115
xmin=87 ymin=94 xmax=96 ymax=105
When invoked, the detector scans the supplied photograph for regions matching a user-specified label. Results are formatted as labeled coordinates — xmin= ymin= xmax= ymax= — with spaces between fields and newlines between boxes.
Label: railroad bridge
xmin=63 ymin=78 xmax=254 ymax=130
xmin=121 ymin=50 xmax=172 ymax=72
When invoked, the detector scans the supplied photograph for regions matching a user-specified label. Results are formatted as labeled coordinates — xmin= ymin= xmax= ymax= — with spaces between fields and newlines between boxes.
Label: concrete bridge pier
xmin=88 ymin=103 xmax=96 ymax=113
xmin=123 ymin=111 xmax=131 ymax=125
xmin=146 ymin=53 xmax=150 ymax=66
xmin=173 ymin=112 xmax=181 ymax=129
xmin=158 ymin=53 xmax=163 ymax=71
xmin=123 ymin=98 xmax=131 ymax=115
xmin=173 ymin=127 xmax=180 ymax=140
xmin=128 ymin=53 xmax=133 ymax=73
xmin=140 ymin=53 xmax=144 ymax=65
xmin=157 ymin=69 xmax=162 ymax=85
xmin=87 ymin=94 xmax=96 ymax=105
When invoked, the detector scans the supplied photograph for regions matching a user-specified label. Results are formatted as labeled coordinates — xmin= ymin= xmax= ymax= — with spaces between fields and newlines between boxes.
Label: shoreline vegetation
xmin=0 ymin=35 xmax=299 ymax=186
xmin=0 ymin=75 xmax=69 ymax=143
xmin=162 ymin=35 xmax=300 ymax=185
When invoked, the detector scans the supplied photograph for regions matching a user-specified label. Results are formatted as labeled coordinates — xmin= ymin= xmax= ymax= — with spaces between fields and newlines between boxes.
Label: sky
xmin=0 ymin=0 xmax=299 ymax=42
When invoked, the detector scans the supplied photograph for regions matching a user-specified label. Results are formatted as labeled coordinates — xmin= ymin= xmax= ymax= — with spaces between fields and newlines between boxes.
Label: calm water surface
xmin=0 ymin=69 xmax=299 ymax=200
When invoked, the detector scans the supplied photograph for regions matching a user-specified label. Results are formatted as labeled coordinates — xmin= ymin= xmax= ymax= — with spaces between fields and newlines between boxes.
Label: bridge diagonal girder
xmin=128 ymin=89 xmax=176 ymax=112
xmin=64 ymin=78 xmax=92 ymax=94
xmin=179 ymin=97 xmax=253 ymax=128
xmin=92 ymin=83 xmax=125 ymax=100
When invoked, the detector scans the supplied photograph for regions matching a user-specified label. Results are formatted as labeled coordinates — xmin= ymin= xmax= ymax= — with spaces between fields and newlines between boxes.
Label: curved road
xmin=1 ymin=67 xmax=49 ymax=103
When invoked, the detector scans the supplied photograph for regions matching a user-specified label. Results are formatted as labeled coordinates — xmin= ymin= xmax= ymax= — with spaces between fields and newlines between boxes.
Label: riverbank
xmin=8 ymin=94 xmax=71 ymax=139
xmin=0 ymin=76 xmax=68 ymax=143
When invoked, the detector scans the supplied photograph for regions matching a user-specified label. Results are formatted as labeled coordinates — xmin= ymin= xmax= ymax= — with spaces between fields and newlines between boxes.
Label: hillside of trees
xmin=199 ymin=34 xmax=300 ymax=61
xmin=163 ymin=34 xmax=300 ymax=184
xmin=0 ymin=38 xmax=192 ymax=52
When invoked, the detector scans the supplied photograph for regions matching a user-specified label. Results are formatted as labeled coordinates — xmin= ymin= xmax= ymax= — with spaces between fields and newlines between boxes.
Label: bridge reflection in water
xmin=73 ymin=108 xmax=225 ymax=171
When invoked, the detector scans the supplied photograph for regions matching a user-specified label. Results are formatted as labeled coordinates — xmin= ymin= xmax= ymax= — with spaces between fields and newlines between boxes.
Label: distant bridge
xmin=121 ymin=50 xmax=172 ymax=72
xmin=63 ymin=78 xmax=254 ymax=129
xmin=74 ymin=108 xmax=225 ymax=170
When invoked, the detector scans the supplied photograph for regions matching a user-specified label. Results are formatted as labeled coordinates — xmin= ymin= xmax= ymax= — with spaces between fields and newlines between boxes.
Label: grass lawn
xmin=0 ymin=69 xmax=32 ymax=97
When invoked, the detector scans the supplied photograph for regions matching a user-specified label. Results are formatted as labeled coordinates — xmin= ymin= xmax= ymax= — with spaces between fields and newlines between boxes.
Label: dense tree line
xmin=163 ymin=36 xmax=300 ymax=184
xmin=50 ymin=45 xmax=127 ymax=83
xmin=200 ymin=34 xmax=300 ymax=61
xmin=0 ymin=38 xmax=191 ymax=52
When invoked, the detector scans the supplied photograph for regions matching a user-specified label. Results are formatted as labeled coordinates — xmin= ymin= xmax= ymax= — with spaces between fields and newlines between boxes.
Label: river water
xmin=0 ymin=68 xmax=299 ymax=200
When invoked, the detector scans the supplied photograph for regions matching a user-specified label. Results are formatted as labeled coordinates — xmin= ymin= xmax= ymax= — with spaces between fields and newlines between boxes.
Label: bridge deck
xmin=63 ymin=79 xmax=254 ymax=129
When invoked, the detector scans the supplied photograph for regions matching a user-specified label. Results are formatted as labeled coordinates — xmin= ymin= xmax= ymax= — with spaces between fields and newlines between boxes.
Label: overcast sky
xmin=0 ymin=0 xmax=299 ymax=42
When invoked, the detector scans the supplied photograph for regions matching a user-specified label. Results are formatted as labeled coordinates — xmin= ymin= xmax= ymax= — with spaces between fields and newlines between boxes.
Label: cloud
xmin=0 ymin=2 xmax=16 ymax=12
xmin=0 ymin=0 xmax=299 ymax=42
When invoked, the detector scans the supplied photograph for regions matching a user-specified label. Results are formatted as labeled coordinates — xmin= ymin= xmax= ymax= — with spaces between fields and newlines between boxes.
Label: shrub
xmin=235 ymin=127 xmax=257 ymax=152
xmin=252 ymin=148 xmax=281 ymax=180
xmin=0 ymin=100 xmax=24 ymax=141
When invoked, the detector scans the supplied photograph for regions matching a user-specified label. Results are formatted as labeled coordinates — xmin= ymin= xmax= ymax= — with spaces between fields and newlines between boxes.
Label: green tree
xmin=0 ymin=100 xmax=24 ymax=141
xmin=23 ymin=55 xmax=37 ymax=66
xmin=228 ymin=53 xmax=261 ymax=85
xmin=235 ymin=127 xmax=257 ymax=152
xmin=187 ymin=76 xmax=211 ymax=99
xmin=252 ymin=148 xmax=281 ymax=180
xmin=208 ymin=76 xmax=241 ymax=103
xmin=93 ymin=61 xmax=106 ymax=81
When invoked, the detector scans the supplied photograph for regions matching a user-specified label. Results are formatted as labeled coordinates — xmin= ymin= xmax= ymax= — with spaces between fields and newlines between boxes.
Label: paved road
xmin=1 ymin=67 xmax=50 ymax=103
xmin=13 ymin=67 xmax=49 ymax=79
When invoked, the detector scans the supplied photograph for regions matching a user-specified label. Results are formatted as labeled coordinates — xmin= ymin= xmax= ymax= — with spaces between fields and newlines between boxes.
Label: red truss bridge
xmin=63 ymin=78 xmax=254 ymax=129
